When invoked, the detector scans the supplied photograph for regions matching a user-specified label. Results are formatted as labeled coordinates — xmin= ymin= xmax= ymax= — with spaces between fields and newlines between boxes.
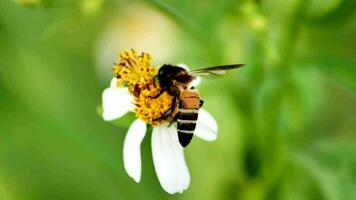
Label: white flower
xmin=102 ymin=75 xmax=218 ymax=194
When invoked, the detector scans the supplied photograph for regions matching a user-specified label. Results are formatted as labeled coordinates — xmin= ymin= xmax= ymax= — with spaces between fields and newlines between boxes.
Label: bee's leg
xmin=153 ymin=96 xmax=177 ymax=121
xmin=168 ymin=113 xmax=179 ymax=127
xmin=149 ymin=88 xmax=166 ymax=99
xmin=152 ymin=75 xmax=158 ymax=88
xmin=199 ymin=100 xmax=204 ymax=108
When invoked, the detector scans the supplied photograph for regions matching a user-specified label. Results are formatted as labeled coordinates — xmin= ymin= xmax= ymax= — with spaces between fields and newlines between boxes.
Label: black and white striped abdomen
xmin=177 ymin=108 xmax=199 ymax=134
xmin=177 ymin=90 xmax=200 ymax=147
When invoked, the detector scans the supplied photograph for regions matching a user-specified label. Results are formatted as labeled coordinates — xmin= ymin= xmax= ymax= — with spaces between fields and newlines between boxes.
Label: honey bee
xmin=151 ymin=64 xmax=244 ymax=147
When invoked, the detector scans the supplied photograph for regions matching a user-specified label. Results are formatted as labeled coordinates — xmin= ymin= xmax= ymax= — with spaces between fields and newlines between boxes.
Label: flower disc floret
xmin=113 ymin=49 xmax=178 ymax=126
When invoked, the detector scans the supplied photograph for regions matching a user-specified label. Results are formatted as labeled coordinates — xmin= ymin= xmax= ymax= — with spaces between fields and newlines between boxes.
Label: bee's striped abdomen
xmin=177 ymin=90 xmax=200 ymax=147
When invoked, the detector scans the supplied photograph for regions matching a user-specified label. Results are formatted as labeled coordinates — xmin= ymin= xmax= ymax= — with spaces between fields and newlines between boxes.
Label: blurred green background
xmin=1 ymin=0 xmax=356 ymax=199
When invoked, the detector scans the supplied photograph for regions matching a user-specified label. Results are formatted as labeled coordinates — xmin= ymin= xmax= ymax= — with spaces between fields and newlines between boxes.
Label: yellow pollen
xmin=113 ymin=49 xmax=178 ymax=126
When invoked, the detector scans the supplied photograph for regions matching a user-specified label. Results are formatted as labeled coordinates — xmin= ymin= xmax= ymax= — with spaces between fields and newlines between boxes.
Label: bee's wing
xmin=189 ymin=64 xmax=244 ymax=77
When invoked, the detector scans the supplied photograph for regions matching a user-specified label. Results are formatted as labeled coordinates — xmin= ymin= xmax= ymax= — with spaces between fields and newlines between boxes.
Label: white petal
xmin=123 ymin=119 xmax=147 ymax=182
xmin=102 ymin=86 xmax=134 ymax=121
xmin=190 ymin=76 xmax=201 ymax=88
xmin=195 ymin=109 xmax=218 ymax=141
xmin=151 ymin=126 xmax=190 ymax=194
xmin=110 ymin=77 xmax=118 ymax=88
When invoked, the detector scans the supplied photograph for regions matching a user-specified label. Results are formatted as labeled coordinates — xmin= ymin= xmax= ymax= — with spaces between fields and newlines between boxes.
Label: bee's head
xmin=158 ymin=64 xmax=186 ymax=81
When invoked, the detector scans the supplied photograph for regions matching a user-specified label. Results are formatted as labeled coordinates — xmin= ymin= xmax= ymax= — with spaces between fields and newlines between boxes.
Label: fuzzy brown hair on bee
xmin=151 ymin=64 xmax=244 ymax=147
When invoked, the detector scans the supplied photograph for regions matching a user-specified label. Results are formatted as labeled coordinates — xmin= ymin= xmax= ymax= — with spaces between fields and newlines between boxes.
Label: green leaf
xmin=305 ymin=0 xmax=342 ymax=19
xmin=301 ymin=56 xmax=356 ymax=92
xmin=291 ymin=151 xmax=339 ymax=200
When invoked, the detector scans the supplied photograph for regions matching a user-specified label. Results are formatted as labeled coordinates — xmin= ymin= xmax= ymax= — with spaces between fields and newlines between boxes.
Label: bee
xmin=152 ymin=64 xmax=245 ymax=147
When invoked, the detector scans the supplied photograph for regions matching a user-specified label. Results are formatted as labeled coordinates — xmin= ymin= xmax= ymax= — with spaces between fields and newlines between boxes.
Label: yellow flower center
xmin=113 ymin=49 xmax=178 ymax=126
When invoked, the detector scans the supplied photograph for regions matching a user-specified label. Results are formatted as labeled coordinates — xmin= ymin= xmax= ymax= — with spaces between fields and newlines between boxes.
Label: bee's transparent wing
xmin=189 ymin=64 xmax=244 ymax=77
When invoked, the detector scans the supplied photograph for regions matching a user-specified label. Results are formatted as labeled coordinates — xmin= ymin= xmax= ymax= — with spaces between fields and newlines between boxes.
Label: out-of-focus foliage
xmin=0 ymin=0 xmax=355 ymax=199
